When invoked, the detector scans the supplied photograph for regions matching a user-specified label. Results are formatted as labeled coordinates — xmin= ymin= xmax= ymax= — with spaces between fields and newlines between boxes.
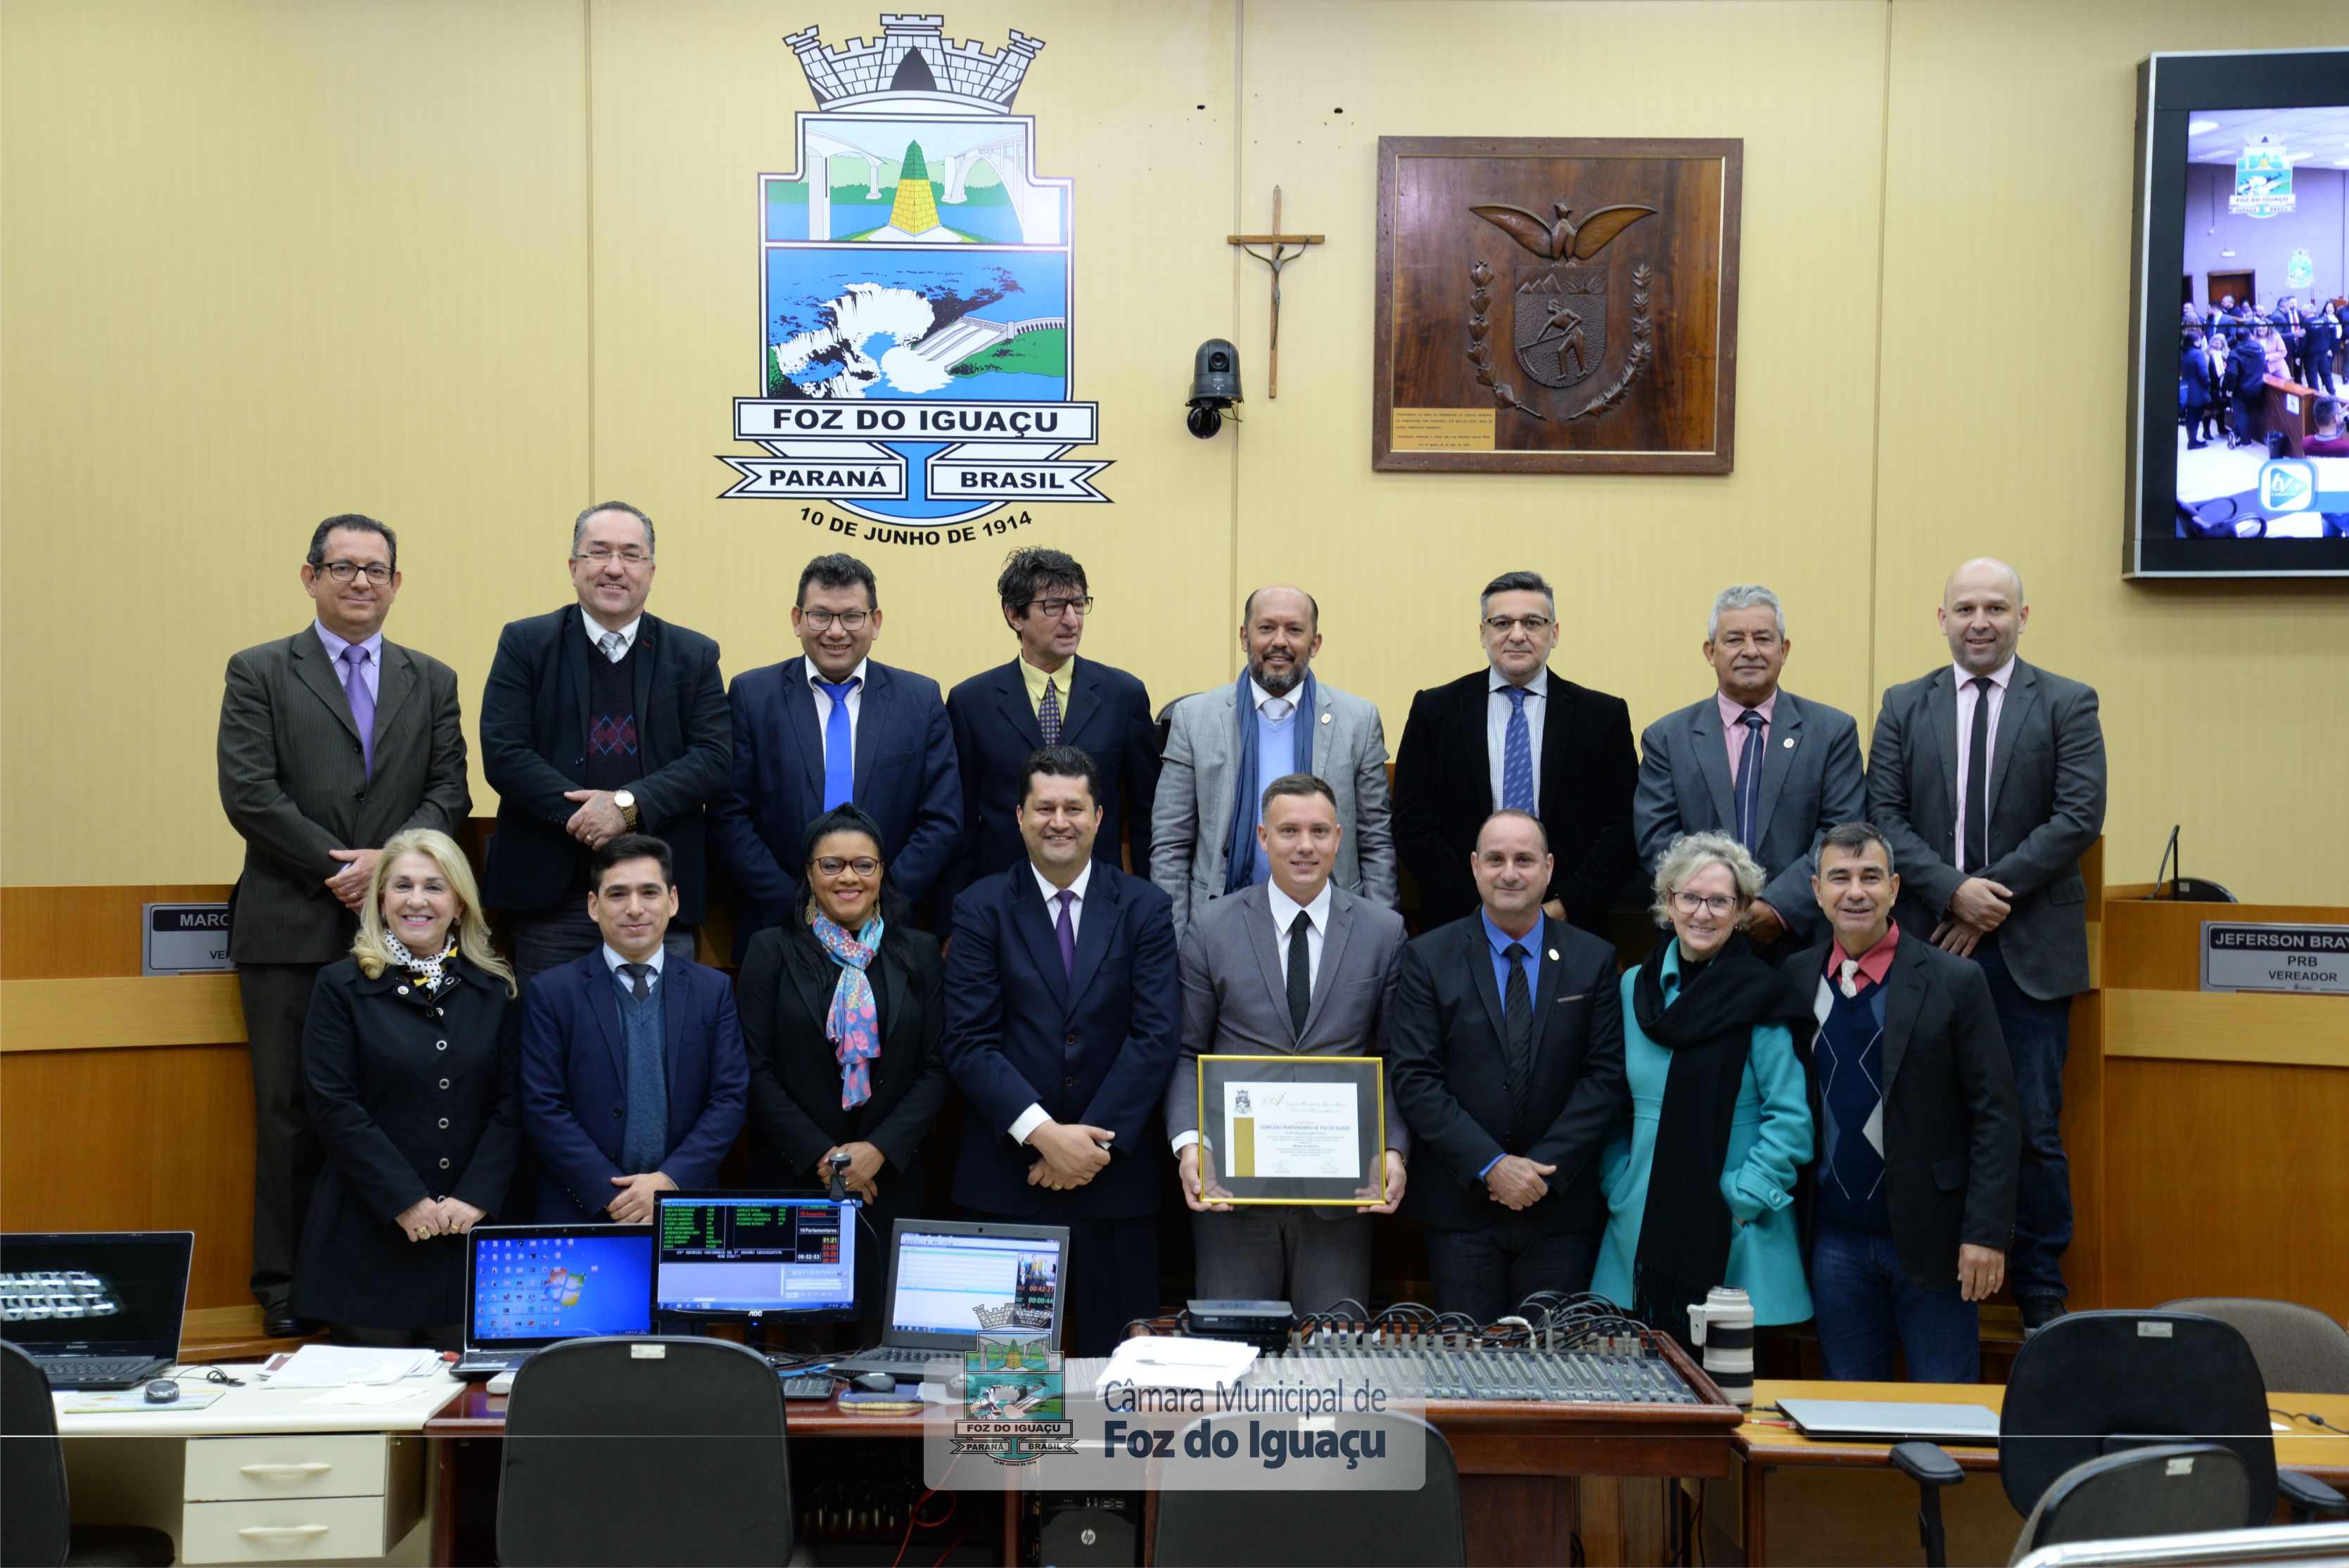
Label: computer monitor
xmin=651 ymin=1192 xmax=858 ymax=1322
xmin=464 ymin=1225 xmax=654 ymax=1351
xmin=0 ymin=1231 xmax=192 ymax=1362
xmin=883 ymin=1219 xmax=1066 ymax=1349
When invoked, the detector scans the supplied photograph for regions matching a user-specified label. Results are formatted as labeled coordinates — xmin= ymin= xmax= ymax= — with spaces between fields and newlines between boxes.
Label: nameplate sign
xmin=143 ymin=903 xmax=233 ymax=976
xmin=2200 ymin=922 xmax=2349 ymax=997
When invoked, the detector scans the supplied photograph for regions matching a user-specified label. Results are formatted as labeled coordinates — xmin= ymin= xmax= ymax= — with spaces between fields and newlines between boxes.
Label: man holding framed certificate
xmin=1164 ymin=774 xmax=1411 ymax=1315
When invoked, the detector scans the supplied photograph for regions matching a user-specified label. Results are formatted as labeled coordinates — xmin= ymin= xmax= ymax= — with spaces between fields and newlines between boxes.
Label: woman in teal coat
xmin=1594 ymin=832 xmax=1814 ymax=1339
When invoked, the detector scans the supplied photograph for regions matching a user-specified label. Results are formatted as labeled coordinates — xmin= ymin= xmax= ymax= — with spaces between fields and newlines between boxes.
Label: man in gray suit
xmin=1164 ymin=774 xmax=1409 ymax=1314
xmin=1634 ymin=585 xmax=1865 ymax=950
xmin=217 ymin=514 xmax=469 ymax=1337
xmin=1866 ymin=556 xmax=2105 ymax=1334
xmin=1151 ymin=585 xmax=1396 ymax=940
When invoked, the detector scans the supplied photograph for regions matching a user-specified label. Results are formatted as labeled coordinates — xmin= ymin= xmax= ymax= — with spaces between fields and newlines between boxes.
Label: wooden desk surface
xmin=425 ymin=1381 xmax=927 ymax=1439
xmin=1738 ymin=1379 xmax=2349 ymax=1482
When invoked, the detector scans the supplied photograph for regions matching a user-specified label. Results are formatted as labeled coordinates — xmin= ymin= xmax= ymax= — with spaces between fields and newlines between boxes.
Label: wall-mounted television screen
xmin=2128 ymin=49 xmax=2349 ymax=578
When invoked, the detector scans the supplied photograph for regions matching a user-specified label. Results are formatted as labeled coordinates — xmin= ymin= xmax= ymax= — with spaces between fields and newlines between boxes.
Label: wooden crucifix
xmin=1228 ymin=186 xmax=1323 ymax=397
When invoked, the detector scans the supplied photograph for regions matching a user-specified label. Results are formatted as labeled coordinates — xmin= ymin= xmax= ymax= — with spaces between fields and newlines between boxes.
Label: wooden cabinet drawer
xmin=183 ymin=1433 xmax=386 ymax=1502
xmin=179 ymin=1496 xmax=390 ymax=1563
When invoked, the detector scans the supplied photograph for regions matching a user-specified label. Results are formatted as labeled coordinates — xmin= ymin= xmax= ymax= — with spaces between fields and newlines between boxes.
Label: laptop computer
xmin=0 ymin=1231 xmax=192 ymax=1389
xmin=830 ymin=1218 xmax=1071 ymax=1379
xmin=1778 ymin=1397 xmax=2001 ymax=1444
xmin=452 ymin=1224 xmax=654 ymax=1381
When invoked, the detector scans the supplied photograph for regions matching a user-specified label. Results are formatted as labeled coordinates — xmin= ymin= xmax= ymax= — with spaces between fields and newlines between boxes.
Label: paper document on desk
xmin=1091 ymin=1335 xmax=1257 ymax=1394
xmin=306 ymin=1384 xmax=433 ymax=1406
xmin=262 ymin=1346 xmax=440 ymax=1387
xmin=61 ymin=1387 xmax=227 ymax=1413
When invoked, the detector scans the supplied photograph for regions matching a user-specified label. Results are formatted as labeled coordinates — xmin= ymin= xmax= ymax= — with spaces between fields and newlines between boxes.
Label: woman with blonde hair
xmin=292 ymin=829 xmax=521 ymax=1344
xmin=1593 ymin=831 xmax=1814 ymax=1347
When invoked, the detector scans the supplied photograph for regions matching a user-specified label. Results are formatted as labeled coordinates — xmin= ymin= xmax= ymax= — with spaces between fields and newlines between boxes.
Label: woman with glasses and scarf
xmin=737 ymin=805 xmax=950 ymax=1318
xmin=294 ymin=829 xmax=521 ymax=1346
xmin=1593 ymin=832 xmax=1814 ymax=1349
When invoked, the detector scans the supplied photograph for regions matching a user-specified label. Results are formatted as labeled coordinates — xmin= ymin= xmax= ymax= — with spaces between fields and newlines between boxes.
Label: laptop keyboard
xmin=38 ymin=1356 xmax=163 ymax=1387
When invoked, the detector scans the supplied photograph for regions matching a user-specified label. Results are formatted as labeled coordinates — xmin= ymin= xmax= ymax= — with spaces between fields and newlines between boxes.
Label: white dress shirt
xmin=1950 ymin=658 xmax=2013 ymax=875
xmin=582 ymin=610 xmax=642 ymax=661
xmin=1010 ymin=860 xmax=1095 ymax=1145
xmin=600 ymin=942 xmax=667 ymax=992
xmin=1485 ymin=665 xmax=1548 ymax=812
xmin=808 ymin=656 xmax=872 ymax=770
xmin=1169 ymin=878 xmax=1333 ymax=1155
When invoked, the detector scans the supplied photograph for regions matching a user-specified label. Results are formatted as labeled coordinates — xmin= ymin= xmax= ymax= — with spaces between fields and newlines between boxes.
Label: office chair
xmin=1890 ymin=1311 xmax=2348 ymax=1567
xmin=2158 ymin=1298 xmax=2349 ymax=1396
xmin=2007 ymin=1445 xmax=2248 ymax=1564
xmin=497 ymin=1336 xmax=794 ymax=1567
xmin=0 ymin=1341 xmax=173 ymax=1568
xmin=1148 ymin=1410 xmax=1465 ymax=1566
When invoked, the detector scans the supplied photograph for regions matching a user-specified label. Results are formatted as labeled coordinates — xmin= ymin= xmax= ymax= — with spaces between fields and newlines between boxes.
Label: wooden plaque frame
xmin=1374 ymin=136 xmax=1743 ymax=474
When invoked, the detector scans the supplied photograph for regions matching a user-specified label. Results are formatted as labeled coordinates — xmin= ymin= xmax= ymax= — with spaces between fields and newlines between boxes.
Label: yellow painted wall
xmin=4 ymin=0 xmax=2345 ymax=899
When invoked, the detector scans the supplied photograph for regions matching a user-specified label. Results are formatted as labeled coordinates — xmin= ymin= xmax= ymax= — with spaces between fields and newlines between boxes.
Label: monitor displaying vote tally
xmin=651 ymin=1192 xmax=858 ymax=1322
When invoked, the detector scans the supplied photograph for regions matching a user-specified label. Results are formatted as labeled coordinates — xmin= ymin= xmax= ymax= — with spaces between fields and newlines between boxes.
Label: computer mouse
xmin=143 ymin=1379 xmax=180 ymax=1403
xmin=853 ymin=1371 xmax=896 ymax=1393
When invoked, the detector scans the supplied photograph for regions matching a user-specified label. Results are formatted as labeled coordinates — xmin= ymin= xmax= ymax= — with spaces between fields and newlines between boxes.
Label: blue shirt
xmin=1247 ymin=684 xmax=1301 ymax=886
xmin=1475 ymin=910 xmax=1546 ymax=1178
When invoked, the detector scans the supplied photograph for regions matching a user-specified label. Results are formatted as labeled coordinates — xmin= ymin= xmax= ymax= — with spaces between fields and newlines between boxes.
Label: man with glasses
xmin=946 ymin=547 xmax=1159 ymax=910
xmin=1633 ymin=585 xmax=1864 ymax=952
xmin=217 ymin=513 xmax=469 ymax=1338
xmin=480 ymin=502 xmax=731 ymax=985
xmin=1394 ymin=570 xmax=1639 ymax=936
xmin=713 ymin=552 xmax=959 ymax=950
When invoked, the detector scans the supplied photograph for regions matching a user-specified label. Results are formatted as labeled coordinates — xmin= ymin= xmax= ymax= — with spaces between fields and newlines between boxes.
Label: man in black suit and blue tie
xmin=712 ymin=554 xmax=960 ymax=952
xmin=941 ymin=746 xmax=1180 ymax=1356
xmin=946 ymin=549 xmax=1160 ymax=905
xmin=1634 ymin=585 xmax=1866 ymax=951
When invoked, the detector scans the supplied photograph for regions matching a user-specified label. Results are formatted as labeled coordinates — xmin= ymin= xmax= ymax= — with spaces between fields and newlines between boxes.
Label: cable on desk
xmin=2272 ymin=1406 xmax=2349 ymax=1435
xmin=170 ymin=1368 xmax=245 ymax=1387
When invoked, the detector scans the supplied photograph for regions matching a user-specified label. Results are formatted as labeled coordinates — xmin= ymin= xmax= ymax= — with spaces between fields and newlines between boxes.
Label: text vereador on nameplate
xmin=1391 ymin=408 xmax=1496 ymax=451
xmin=2200 ymin=922 xmax=2349 ymax=996
xmin=143 ymin=903 xmax=234 ymax=976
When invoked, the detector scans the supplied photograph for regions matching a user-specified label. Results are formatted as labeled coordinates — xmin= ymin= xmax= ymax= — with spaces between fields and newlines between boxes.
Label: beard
xmin=1250 ymin=655 xmax=1306 ymax=696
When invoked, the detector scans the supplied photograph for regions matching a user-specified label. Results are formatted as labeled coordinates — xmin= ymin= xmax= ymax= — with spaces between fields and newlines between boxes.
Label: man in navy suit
xmin=946 ymin=549 xmax=1160 ymax=905
xmin=942 ymin=746 xmax=1181 ymax=1356
xmin=519 ymin=834 xmax=748 ymax=1223
xmin=480 ymin=502 xmax=731 ymax=984
xmin=712 ymin=554 xmax=960 ymax=953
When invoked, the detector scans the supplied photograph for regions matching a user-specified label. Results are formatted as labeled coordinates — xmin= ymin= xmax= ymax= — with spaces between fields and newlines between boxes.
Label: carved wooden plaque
xmin=1375 ymin=136 xmax=1742 ymax=474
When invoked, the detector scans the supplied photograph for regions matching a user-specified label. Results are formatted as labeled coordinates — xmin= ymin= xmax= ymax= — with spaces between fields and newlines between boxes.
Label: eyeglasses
xmin=1672 ymin=891 xmax=1740 ymax=917
xmin=1026 ymin=596 xmax=1094 ymax=618
xmin=316 ymin=560 xmax=393 ymax=585
xmin=573 ymin=547 xmax=651 ymax=566
xmin=813 ymin=856 xmax=880 ymax=877
xmin=1483 ymin=614 xmax=1553 ymax=635
xmin=801 ymin=609 xmax=871 ymax=631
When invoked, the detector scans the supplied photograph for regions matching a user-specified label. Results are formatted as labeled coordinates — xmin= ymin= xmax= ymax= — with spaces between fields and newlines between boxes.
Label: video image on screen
xmin=653 ymin=1197 xmax=855 ymax=1317
xmin=890 ymin=1232 xmax=1059 ymax=1339
xmin=2171 ymin=104 xmax=2348 ymax=542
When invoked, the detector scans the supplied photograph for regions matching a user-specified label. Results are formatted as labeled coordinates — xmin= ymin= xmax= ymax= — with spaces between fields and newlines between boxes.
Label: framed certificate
xmin=1193 ymin=1056 xmax=1386 ymax=1206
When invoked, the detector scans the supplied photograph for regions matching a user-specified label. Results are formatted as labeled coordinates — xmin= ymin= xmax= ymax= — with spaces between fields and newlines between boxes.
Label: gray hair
xmin=1649 ymin=831 xmax=1765 ymax=929
xmin=1479 ymin=570 xmax=1555 ymax=618
xmin=571 ymin=501 xmax=656 ymax=559
xmin=1707 ymin=585 xmax=1785 ymax=642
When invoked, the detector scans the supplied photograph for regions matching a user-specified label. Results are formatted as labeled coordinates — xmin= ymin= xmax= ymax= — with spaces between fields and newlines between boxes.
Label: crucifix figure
xmin=1228 ymin=187 xmax=1323 ymax=397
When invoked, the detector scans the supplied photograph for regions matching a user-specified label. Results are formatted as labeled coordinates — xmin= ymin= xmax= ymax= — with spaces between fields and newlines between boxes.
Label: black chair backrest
xmin=1149 ymin=1410 xmax=1465 ymax=1567
xmin=1 ymin=1340 xmax=70 ymax=1568
xmin=1999 ymin=1311 xmax=2276 ymax=1527
xmin=2016 ymin=1444 xmax=2251 ymax=1560
xmin=496 ymin=1336 xmax=792 ymax=1568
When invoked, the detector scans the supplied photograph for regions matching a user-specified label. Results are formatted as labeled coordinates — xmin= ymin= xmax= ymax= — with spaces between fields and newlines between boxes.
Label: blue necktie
xmin=1500 ymin=686 xmax=1535 ymax=812
xmin=817 ymin=677 xmax=859 ymax=810
xmin=1733 ymin=710 xmax=1766 ymax=848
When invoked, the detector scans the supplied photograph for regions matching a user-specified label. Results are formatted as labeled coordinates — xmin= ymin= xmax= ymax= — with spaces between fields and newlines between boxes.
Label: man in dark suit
xmin=1866 ymin=557 xmax=2103 ymax=1334
xmin=1394 ymin=570 xmax=1638 ymax=937
xmin=946 ymin=548 xmax=1159 ymax=904
xmin=1386 ymin=809 xmax=1627 ymax=1322
xmin=217 ymin=513 xmax=470 ymax=1337
xmin=1164 ymin=774 xmax=1411 ymax=1315
xmin=941 ymin=746 xmax=1180 ymax=1356
xmin=480 ymin=502 xmax=730 ymax=983
xmin=712 ymin=553 xmax=958 ymax=951
xmin=1781 ymin=822 xmax=2019 ymax=1384
xmin=1634 ymin=585 xmax=1866 ymax=951
xmin=518 ymin=835 xmax=747 ymax=1224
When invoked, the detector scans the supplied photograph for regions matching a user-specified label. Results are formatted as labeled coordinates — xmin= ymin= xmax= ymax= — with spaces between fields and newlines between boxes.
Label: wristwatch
xmin=612 ymin=789 xmax=639 ymax=829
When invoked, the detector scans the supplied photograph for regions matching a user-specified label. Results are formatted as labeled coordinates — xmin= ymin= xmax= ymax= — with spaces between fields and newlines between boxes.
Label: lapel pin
xmin=1547 ymin=948 xmax=1559 ymax=962
xmin=1320 ymin=712 xmax=1331 ymax=724
xmin=1782 ymin=737 xmax=1795 ymax=748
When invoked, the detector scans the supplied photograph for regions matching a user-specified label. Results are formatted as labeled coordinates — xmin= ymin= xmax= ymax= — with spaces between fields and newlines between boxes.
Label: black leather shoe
xmin=2018 ymin=1294 xmax=2067 ymax=1334
xmin=263 ymin=1305 xmax=322 ymax=1339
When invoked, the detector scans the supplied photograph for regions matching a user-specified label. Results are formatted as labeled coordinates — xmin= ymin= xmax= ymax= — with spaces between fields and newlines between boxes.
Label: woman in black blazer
xmin=293 ymin=829 xmax=522 ymax=1344
xmin=737 ymin=805 xmax=950 ymax=1313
